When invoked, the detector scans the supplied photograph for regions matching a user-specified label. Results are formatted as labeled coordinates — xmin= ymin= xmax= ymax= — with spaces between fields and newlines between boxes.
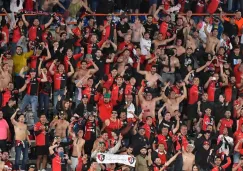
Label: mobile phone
xmin=211 ymin=77 xmax=216 ymax=80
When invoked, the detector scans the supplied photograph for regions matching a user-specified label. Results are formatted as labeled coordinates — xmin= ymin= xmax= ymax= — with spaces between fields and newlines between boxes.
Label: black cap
xmin=30 ymin=68 xmax=36 ymax=72
xmin=82 ymin=94 xmax=88 ymax=99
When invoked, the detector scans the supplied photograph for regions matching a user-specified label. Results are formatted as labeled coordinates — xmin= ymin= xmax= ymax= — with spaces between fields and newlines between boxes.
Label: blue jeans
xmin=74 ymin=46 xmax=81 ymax=54
xmin=20 ymin=95 xmax=38 ymax=123
xmin=14 ymin=141 xmax=29 ymax=170
xmin=234 ymin=152 xmax=240 ymax=164
xmin=53 ymin=90 xmax=65 ymax=114
xmin=39 ymin=93 xmax=50 ymax=116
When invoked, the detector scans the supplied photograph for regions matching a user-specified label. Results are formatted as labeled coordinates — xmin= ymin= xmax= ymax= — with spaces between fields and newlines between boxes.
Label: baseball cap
xmin=30 ymin=68 xmax=36 ymax=72
xmin=82 ymin=94 xmax=88 ymax=99
xmin=104 ymin=93 xmax=111 ymax=98
xmin=203 ymin=141 xmax=210 ymax=146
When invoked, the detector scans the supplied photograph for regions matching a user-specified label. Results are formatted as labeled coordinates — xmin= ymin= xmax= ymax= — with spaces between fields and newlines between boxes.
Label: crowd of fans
xmin=0 ymin=0 xmax=243 ymax=171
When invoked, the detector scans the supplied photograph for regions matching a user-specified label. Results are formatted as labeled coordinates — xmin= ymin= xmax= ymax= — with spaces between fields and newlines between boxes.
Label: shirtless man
xmin=138 ymin=86 xmax=163 ymax=119
xmin=73 ymin=60 xmax=99 ymax=85
xmin=167 ymin=38 xmax=186 ymax=57
xmin=186 ymin=29 xmax=200 ymax=52
xmin=162 ymin=82 xmax=187 ymax=117
xmin=161 ymin=50 xmax=180 ymax=84
xmin=0 ymin=63 xmax=12 ymax=89
xmin=69 ymin=129 xmax=85 ymax=171
xmin=117 ymin=49 xmax=133 ymax=75
xmin=204 ymin=25 xmax=220 ymax=55
xmin=11 ymin=108 xmax=31 ymax=171
xmin=137 ymin=60 xmax=163 ymax=87
xmin=152 ymin=33 xmax=176 ymax=51
xmin=50 ymin=112 xmax=70 ymax=142
xmin=131 ymin=18 xmax=145 ymax=44
xmin=182 ymin=144 xmax=195 ymax=171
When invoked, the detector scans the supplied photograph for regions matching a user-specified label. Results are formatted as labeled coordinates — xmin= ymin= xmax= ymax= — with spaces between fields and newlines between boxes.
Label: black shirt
xmin=93 ymin=57 xmax=105 ymax=80
xmin=223 ymin=20 xmax=238 ymax=38
xmin=143 ymin=22 xmax=158 ymax=38
xmin=116 ymin=22 xmax=130 ymax=43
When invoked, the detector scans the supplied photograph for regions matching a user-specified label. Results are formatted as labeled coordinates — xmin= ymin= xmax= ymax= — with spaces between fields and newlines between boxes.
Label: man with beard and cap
xmin=135 ymin=146 xmax=149 ymax=171
xmin=195 ymin=140 xmax=211 ymax=170
xmin=132 ymin=124 xmax=150 ymax=156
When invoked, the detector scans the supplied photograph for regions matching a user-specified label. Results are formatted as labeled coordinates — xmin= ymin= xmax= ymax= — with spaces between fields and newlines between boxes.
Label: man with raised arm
xmin=11 ymin=108 xmax=31 ymax=171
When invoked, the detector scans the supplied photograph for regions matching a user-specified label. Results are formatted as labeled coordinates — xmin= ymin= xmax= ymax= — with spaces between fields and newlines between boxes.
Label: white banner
xmin=96 ymin=153 xmax=136 ymax=167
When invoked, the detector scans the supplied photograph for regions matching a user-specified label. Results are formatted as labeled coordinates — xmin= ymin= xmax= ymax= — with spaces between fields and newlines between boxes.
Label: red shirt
xmin=118 ymin=42 xmax=134 ymax=53
xmin=237 ymin=117 xmax=243 ymax=131
xmin=234 ymin=130 xmax=243 ymax=150
xmin=2 ymin=89 xmax=11 ymax=107
xmin=53 ymin=72 xmax=67 ymax=91
xmin=2 ymin=25 xmax=9 ymax=43
xmin=82 ymin=86 xmax=93 ymax=101
xmin=218 ymin=118 xmax=233 ymax=135
xmin=63 ymin=54 xmax=83 ymax=72
xmin=202 ymin=114 xmax=214 ymax=131
xmin=97 ymin=97 xmax=113 ymax=122
xmin=233 ymin=164 xmax=243 ymax=171
xmin=188 ymin=85 xmax=200 ymax=104
xmin=234 ymin=64 xmax=243 ymax=85
xmin=28 ymin=25 xmax=45 ymax=41
xmin=103 ymin=74 xmax=115 ymax=90
xmin=72 ymin=27 xmax=82 ymax=46
xmin=207 ymin=81 xmax=222 ymax=102
xmin=34 ymin=122 xmax=46 ymax=146
xmin=111 ymin=84 xmax=123 ymax=106
xmin=12 ymin=27 xmax=22 ymax=43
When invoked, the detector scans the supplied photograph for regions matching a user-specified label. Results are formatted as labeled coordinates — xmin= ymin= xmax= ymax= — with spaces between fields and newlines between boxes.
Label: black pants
xmin=0 ymin=139 xmax=7 ymax=152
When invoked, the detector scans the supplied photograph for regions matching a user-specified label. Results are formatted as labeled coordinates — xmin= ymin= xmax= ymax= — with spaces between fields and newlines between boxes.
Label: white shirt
xmin=217 ymin=135 xmax=234 ymax=154
xmin=10 ymin=0 xmax=24 ymax=13
xmin=126 ymin=102 xmax=135 ymax=118
xmin=199 ymin=22 xmax=212 ymax=43
xmin=140 ymin=37 xmax=151 ymax=55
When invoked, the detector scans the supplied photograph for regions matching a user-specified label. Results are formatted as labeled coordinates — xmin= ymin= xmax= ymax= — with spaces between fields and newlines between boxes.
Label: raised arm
xmin=40 ymin=70 xmax=47 ymax=82
xmin=204 ymin=77 xmax=212 ymax=89
xmin=184 ymin=70 xmax=194 ymax=85
xmin=158 ymin=104 xmax=165 ymax=123
xmin=22 ymin=14 xmax=29 ymax=27
xmin=67 ymin=62 xmax=75 ymax=77
xmin=204 ymin=24 xmax=210 ymax=37
xmin=49 ymin=144 xmax=58 ymax=155
xmin=164 ymin=151 xmax=181 ymax=167
xmin=89 ymin=60 xmax=99 ymax=75
xmin=161 ymin=82 xmax=170 ymax=102
xmin=49 ymin=60 xmax=57 ymax=75
xmin=138 ymin=86 xmax=146 ymax=102
xmin=44 ymin=17 xmax=54 ymax=29
xmin=10 ymin=108 xmax=20 ymax=126
xmin=154 ymin=6 xmax=163 ymax=21
xmin=176 ymin=82 xmax=187 ymax=103
xmin=137 ymin=58 xmax=147 ymax=75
